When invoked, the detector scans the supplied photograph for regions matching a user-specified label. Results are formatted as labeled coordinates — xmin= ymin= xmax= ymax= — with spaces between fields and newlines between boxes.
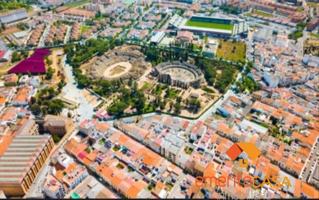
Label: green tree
xmin=52 ymin=134 xmax=61 ymax=143
xmin=236 ymin=76 xmax=259 ymax=93
xmin=45 ymin=67 xmax=55 ymax=80
xmin=11 ymin=51 xmax=22 ymax=63
xmin=188 ymin=98 xmax=201 ymax=113
xmin=30 ymin=103 xmax=41 ymax=115
xmin=47 ymin=99 xmax=64 ymax=115
xmin=174 ymin=102 xmax=181 ymax=114
xmin=107 ymin=100 xmax=129 ymax=117
xmin=46 ymin=57 xmax=53 ymax=66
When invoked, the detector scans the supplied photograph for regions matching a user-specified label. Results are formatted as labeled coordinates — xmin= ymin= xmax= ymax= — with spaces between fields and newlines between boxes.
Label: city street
xmin=38 ymin=23 xmax=51 ymax=48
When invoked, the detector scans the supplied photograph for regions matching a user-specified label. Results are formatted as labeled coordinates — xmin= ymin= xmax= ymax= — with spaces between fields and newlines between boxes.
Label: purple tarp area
xmin=9 ymin=49 xmax=51 ymax=74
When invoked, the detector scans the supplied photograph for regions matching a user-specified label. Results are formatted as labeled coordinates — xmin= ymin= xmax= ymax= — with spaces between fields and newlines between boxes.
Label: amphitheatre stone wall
xmin=152 ymin=61 xmax=205 ymax=89
xmin=88 ymin=45 xmax=150 ymax=81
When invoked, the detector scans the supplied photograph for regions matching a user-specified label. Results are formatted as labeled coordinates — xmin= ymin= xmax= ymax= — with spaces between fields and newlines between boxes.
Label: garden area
xmin=216 ymin=40 xmax=246 ymax=63
xmin=30 ymin=86 xmax=65 ymax=116
xmin=195 ymin=56 xmax=241 ymax=93
xmin=0 ymin=1 xmax=31 ymax=11
xmin=289 ymin=22 xmax=306 ymax=41
xmin=64 ymin=38 xmax=241 ymax=118
xmin=251 ymin=9 xmax=273 ymax=18
xmin=236 ymin=75 xmax=259 ymax=93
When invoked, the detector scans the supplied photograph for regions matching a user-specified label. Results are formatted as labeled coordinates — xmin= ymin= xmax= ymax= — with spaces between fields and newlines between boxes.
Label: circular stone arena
xmin=152 ymin=61 xmax=205 ymax=89
xmin=87 ymin=45 xmax=150 ymax=81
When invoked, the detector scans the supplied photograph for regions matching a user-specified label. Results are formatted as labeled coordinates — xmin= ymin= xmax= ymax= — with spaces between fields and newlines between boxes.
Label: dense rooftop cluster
xmin=0 ymin=0 xmax=318 ymax=199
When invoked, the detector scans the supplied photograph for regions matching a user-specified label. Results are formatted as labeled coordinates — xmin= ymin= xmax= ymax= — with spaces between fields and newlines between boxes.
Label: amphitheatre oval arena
xmin=103 ymin=62 xmax=133 ymax=79
xmin=152 ymin=61 xmax=205 ymax=89
xmin=86 ymin=45 xmax=150 ymax=81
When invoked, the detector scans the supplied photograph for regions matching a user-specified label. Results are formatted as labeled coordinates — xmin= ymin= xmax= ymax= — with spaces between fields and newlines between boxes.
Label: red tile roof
xmin=0 ymin=51 xmax=5 ymax=59
xmin=226 ymin=143 xmax=243 ymax=160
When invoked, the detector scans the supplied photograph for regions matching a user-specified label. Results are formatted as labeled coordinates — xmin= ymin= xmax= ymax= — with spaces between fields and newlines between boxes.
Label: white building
xmin=43 ymin=175 xmax=65 ymax=199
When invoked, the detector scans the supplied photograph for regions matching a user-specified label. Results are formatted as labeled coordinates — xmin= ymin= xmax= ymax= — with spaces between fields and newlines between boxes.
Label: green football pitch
xmin=185 ymin=20 xmax=234 ymax=31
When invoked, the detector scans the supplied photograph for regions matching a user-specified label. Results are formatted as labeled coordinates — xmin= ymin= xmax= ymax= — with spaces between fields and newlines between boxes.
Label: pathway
xmin=61 ymin=56 xmax=95 ymax=122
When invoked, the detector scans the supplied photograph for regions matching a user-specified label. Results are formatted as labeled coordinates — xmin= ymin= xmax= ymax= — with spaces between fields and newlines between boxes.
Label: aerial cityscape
xmin=0 ymin=0 xmax=318 ymax=199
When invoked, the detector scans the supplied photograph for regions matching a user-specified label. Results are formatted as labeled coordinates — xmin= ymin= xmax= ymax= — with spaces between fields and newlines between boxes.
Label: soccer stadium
xmin=152 ymin=61 xmax=205 ymax=89
xmin=177 ymin=15 xmax=248 ymax=38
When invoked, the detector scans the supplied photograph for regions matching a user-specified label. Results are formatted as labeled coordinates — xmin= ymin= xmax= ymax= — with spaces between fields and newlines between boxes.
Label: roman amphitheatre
xmin=152 ymin=61 xmax=206 ymax=89
xmin=82 ymin=45 xmax=151 ymax=81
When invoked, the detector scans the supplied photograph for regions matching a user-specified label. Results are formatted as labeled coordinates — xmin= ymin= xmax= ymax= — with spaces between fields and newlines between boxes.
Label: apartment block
xmin=0 ymin=135 xmax=54 ymax=197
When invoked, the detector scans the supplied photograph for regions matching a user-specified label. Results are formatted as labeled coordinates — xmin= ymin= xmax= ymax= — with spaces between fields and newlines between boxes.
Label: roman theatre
xmin=152 ymin=61 xmax=205 ymax=89
xmin=87 ymin=45 xmax=150 ymax=81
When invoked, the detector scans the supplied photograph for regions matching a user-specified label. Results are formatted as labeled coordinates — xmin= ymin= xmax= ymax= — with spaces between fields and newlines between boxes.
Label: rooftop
xmin=0 ymin=135 xmax=52 ymax=183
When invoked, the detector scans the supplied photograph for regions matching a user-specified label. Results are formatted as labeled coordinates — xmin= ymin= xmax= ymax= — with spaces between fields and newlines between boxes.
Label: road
xmin=38 ymin=23 xmax=51 ymax=48
xmin=64 ymin=25 xmax=72 ymax=44
xmin=299 ymin=137 xmax=319 ymax=182
xmin=296 ymin=29 xmax=308 ymax=58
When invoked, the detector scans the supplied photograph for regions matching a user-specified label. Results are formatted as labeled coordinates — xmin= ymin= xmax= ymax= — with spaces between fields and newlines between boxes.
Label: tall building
xmin=43 ymin=115 xmax=74 ymax=137
xmin=0 ymin=135 xmax=54 ymax=197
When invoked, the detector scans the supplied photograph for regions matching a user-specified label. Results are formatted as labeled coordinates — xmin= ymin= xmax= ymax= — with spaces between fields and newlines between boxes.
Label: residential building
xmin=0 ymin=9 xmax=28 ymax=26
xmin=43 ymin=175 xmax=65 ymax=199
xmin=61 ymin=163 xmax=88 ymax=189
xmin=14 ymin=117 xmax=39 ymax=136
xmin=0 ymin=135 xmax=54 ymax=196
xmin=302 ymin=54 xmax=319 ymax=68
xmin=11 ymin=86 xmax=33 ymax=106
xmin=0 ymin=50 xmax=11 ymax=63
xmin=65 ymin=175 xmax=118 ymax=199
xmin=57 ymin=8 xmax=95 ymax=22
xmin=44 ymin=115 xmax=74 ymax=137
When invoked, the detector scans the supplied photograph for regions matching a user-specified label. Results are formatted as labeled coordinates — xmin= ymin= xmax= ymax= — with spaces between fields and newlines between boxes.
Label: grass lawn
xmin=307 ymin=2 xmax=319 ymax=8
xmin=185 ymin=20 xmax=233 ymax=31
xmin=152 ymin=84 xmax=166 ymax=96
xmin=252 ymin=9 xmax=273 ymax=18
xmin=184 ymin=147 xmax=194 ymax=155
xmin=94 ymin=15 xmax=105 ymax=21
xmin=0 ymin=2 xmax=31 ymax=12
xmin=141 ymin=82 xmax=152 ymax=91
xmin=202 ymin=86 xmax=215 ymax=93
xmin=165 ymin=88 xmax=180 ymax=99
xmin=80 ymin=25 xmax=91 ymax=34
xmin=64 ymin=0 xmax=90 ymax=8
xmin=310 ymin=33 xmax=319 ymax=38
xmin=143 ymin=104 xmax=155 ymax=113
xmin=216 ymin=40 xmax=246 ymax=62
